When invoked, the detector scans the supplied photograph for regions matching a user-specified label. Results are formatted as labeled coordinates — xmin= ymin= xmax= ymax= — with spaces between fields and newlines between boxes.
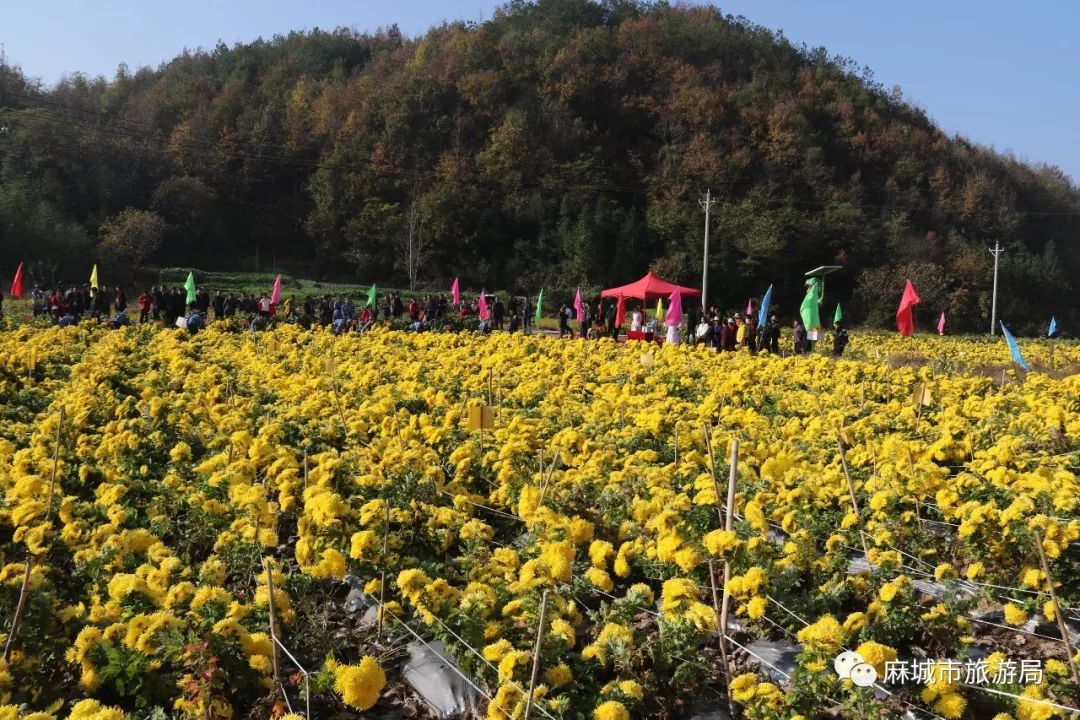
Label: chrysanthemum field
xmin=1 ymin=326 xmax=1078 ymax=720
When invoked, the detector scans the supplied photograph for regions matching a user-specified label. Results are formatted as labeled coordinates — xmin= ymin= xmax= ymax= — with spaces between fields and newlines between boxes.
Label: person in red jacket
xmin=137 ymin=290 xmax=153 ymax=323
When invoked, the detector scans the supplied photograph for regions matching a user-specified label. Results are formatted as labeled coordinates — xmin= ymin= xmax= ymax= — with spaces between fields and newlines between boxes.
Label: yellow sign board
xmin=468 ymin=406 xmax=496 ymax=430
xmin=324 ymin=357 xmax=336 ymax=373
xmin=912 ymin=384 xmax=933 ymax=407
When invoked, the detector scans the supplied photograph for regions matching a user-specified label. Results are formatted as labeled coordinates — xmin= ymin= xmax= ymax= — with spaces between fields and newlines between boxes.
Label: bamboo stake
xmin=3 ymin=563 xmax=32 ymax=662
xmin=1032 ymin=530 xmax=1080 ymax=692
xmin=673 ymin=424 xmax=679 ymax=467
xmin=703 ymin=424 xmax=723 ymax=527
xmin=5 ymin=407 xmax=64 ymax=662
xmin=715 ymin=439 xmax=739 ymax=715
xmin=264 ymin=558 xmax=281 ymax=693
xmin=302 ymin=449 xmax=308 ymax=491
xmin=837 ymin=437 xmax=873 ymax=571
xmin=522 ymin=590 xmax=549 ymax=720
xmin=377 ymin=499 xmax=391 ymax=641
xmin=536 ymin=450 xmax=561 ymax=509
xmin=906 ymin=448 xmax=924 ymax=532
xmin=488 ymin=369 xmax=494 ymax=407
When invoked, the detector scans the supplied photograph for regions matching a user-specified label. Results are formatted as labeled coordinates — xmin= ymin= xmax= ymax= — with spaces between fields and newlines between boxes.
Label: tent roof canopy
xmin=600 ymin=272 xmax=702 ymax=302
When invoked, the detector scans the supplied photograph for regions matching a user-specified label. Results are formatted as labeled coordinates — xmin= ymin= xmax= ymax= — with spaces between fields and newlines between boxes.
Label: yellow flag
xmin=656 ymin=297 xmax=664 ymax=321
xmin=90 ymin=264 xmax=99 ymax=290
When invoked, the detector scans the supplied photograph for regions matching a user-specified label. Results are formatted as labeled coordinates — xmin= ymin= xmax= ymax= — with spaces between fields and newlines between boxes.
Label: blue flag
xmin=757 ymin=284 xmax=773 ymax=327
xmin=1000 ymin=322 xmax=1029 ymax=371
xmin=1048 ymin=316 xmax=1057 ymax=337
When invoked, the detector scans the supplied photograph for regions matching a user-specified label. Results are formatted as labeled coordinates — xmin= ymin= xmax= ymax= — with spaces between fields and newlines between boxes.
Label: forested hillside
xmin=1 ymin=0 xmax=1078 ymax=332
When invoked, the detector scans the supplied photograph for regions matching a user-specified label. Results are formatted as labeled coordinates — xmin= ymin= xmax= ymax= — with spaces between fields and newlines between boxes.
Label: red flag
xmin=270 ymin=274 xmax=282 ymax=305
xmin=573 ymin=288 xmax=584 ymax=322
xmin=896 ymin=279 xmax=921 ymax=337
xmin=10 ymin=263 xmax=24 ymax=298
xmin=478 ymin=290 xmax=489 ymax=320
xmin=451 ymin=278 xmax=460 ymax=306
xmin=615 ymin=295 xmax=626 ymax=329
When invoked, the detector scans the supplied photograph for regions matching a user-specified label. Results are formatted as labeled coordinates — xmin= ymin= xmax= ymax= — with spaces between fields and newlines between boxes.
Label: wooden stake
xmin=702 ymin=424 xmax=723 ymax=527
xmin=488 ymin=369 xmax=494 ymax=406
xmin=263 ymin=558 xmax=281 ymax=693
xmin=522 ymin=590 xmax=549 ymax=720
xmin=1032 ymin=530 xmax=1080 ymax=693
xmin=838 ymin=437 xmax=873 ymax=571
xmin=709 ymin=559 xmax=734 ymax=717
xmin=302 ymin=449 xmax=308 ymax=491
xmin=329 ymin=369 xmax=347 ymax=434
xmin=5 ymin=407 xmax=64 ymax=661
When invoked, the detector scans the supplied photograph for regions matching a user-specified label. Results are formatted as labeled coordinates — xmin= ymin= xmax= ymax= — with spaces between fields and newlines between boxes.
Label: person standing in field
xmin=137 ymin=290 xmax=152 ymax=323
xmin=757 ymin=315 xmax=779 ymax=354
xmin=558 ymin=303 xmax=572 ymax=338
xmin=832 ymin=321 xmax=849 ymax=357
xmin=793 ymin=320 xmax=807 ymax=354
xmin=686 ymin=304 xmax=700 ymax=345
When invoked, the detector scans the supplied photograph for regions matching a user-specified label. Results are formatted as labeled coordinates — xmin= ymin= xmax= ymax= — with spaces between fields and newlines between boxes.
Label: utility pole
xmin=699 ymin=189 xmax=715 ymax=311
xmin=989 ymin=240 xmax=1003 ymax=335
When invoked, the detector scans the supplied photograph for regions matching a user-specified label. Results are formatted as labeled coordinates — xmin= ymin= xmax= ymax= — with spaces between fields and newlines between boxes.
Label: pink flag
xmin=937 ymin=311 xmax=946 ymax=335
xmin=573 ymin=288 xmax=584 ymax=322
xmin=270 ymin=274 xmax=282 ymax=306
xmin=746 ymin=298 xmax=753 ymax=315
xmin=451 ymin=277 xmax=460 ymax=306
xmin=478 ymin=290 xmax=489 ymax=320
xmin=664 ymin=291 xmax=683 ymax=327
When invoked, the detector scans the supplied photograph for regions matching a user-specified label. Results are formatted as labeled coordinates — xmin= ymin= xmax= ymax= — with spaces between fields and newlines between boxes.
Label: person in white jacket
xmin=665 ymin=320 xmax=681 ymax=345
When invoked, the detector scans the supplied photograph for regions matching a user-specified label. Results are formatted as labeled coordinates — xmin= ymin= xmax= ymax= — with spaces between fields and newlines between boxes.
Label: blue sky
xmin=3 ymin=0 xmax=1078 ymax=182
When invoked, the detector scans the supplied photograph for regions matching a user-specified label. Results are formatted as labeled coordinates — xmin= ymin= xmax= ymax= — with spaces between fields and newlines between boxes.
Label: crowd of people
xmin=6 ymin=283 xmax=848 ymax=355
xmin=554 ymin=299 xmax=849 ymax=356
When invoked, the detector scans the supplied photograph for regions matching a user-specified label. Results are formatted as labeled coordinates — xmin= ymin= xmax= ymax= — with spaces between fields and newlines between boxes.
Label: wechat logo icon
xmin=834 ymin=650 xmax=878 ymax=687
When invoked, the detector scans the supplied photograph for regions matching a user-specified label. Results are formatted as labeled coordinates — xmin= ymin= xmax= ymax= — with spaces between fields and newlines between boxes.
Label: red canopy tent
xmin=600 ymin=272 xmax=701 ymax=302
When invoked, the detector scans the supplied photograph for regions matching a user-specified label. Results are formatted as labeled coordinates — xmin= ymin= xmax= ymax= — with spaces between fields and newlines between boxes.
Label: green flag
xmin=534 ymin=289 xmax=543 ymax=323
xmin=366 ymin=284 xmax=376 ymax=308
xmin=184 ymin=272 xmax=196 ymax=305
xmin=834 ymin=304 xmax=842 ymax=324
